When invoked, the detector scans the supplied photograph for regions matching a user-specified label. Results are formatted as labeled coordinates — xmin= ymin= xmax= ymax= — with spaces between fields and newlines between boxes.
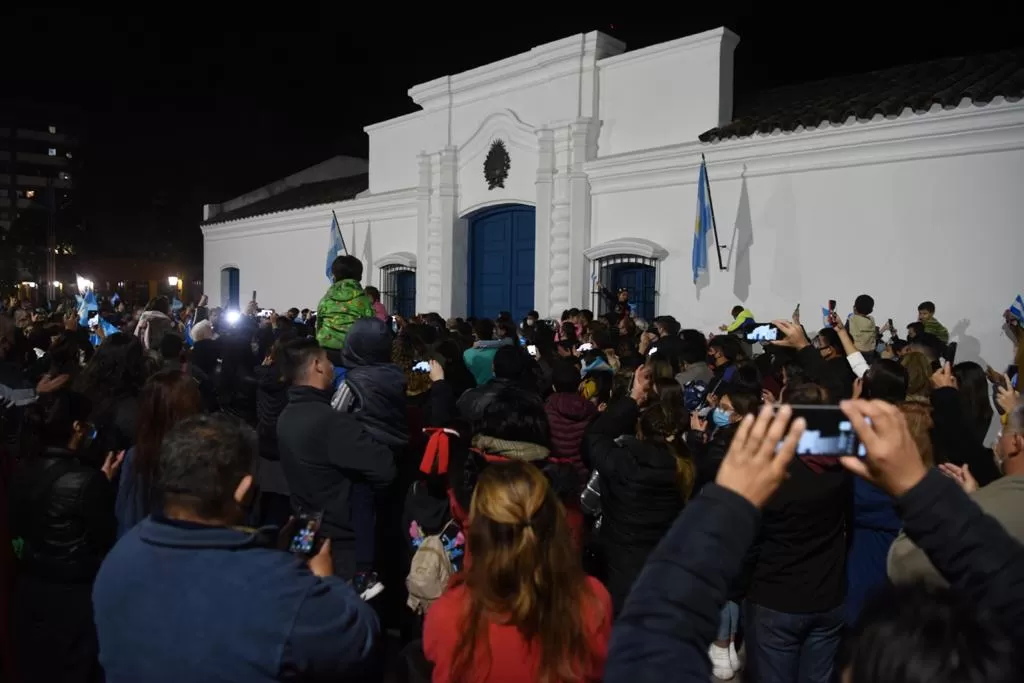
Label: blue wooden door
xmin=394 ymin=270 xmax=416 ymax=319
xmin=221 ymin=267 xmax=240 ymax=310
xmin=469 ymin=206 xmax=535 ymax=321
xmin=611 ymin=263 xmax=656 ymax=321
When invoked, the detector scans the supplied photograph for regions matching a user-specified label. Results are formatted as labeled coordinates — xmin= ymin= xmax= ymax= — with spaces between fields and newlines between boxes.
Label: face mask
xmin=712 ymin=408 xmax=732 ymax=428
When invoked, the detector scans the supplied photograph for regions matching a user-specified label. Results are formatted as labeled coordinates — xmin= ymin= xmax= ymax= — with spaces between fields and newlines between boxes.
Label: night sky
xmin=1 ymin=4 xmax=1019 ymax=265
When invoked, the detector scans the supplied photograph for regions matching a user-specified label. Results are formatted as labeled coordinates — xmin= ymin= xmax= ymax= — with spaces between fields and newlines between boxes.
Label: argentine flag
xmin=1010 ymin=295 xmax=1024 ymax=325
xmin=691 ymin=160 xmax=713 ymax=283
xmin=325 ymin=213 xmax=347 ymax=282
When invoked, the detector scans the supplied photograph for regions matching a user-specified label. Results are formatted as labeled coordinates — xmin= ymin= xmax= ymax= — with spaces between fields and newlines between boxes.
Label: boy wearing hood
xmin=331 ymin=317 xmax=408 ymax=599
xmin=317 ymin=256 xmax=375 ymax=359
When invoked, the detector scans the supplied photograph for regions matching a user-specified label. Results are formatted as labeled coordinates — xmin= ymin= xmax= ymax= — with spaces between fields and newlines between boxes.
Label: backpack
xmin=406 ymin=520 xmax=460 ymax=615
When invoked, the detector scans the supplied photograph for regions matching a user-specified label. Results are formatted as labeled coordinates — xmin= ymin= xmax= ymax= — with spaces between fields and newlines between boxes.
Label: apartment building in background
xmin=0 ymin=119 xmax=80 ymax=290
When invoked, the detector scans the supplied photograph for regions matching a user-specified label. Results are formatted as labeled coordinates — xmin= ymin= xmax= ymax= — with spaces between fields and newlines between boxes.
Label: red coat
xmin=423 ymin=577 xmax=612 ymax=683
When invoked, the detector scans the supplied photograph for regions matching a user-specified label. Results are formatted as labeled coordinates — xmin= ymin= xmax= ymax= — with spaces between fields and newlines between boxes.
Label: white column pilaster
xmin=415 ymin=152 xmax=431 ymax=314
xmin=534 ymin=128 xmax=555 ymax=317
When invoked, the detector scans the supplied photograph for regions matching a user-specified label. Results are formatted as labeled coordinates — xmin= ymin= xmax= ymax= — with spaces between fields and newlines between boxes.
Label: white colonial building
xmin=201 ymin=27 xmax=1024 ymax=367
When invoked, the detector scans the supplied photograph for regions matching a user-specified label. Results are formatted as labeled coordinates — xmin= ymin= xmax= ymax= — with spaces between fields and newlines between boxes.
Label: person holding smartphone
xmin=93 ymin=415 xmax=380 ymax=682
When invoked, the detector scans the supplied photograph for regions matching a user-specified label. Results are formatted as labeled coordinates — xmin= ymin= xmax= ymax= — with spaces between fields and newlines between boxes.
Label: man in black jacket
xmin=606 ymin=400 xmax=1024 ymax=683
xmin=276 ymin=338 xmax=396 ymax=580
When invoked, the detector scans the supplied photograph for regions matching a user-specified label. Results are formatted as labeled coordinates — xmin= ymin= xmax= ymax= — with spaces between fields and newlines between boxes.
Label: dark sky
xmin=1 ymin=4 xmax=1020 ymax=263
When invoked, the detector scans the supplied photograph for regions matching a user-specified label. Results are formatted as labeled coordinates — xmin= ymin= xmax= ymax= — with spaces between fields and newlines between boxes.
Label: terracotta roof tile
xmin=203 ymin=173 xmax=368 ymax=225
xmin=700 ymin=49 xmax=1024 ymax=142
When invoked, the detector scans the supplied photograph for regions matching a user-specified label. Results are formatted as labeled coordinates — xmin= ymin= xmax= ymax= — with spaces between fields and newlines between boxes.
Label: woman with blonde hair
xmin=424 ymin=461 xmax=612 ymax=683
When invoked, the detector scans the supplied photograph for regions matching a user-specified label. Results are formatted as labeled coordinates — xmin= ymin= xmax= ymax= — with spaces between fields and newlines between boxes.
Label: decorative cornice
xmin=201 ymin=188 xmax=418 ymax=242
xmin=584 ymin=238 xmax=669 ymax=261
xmin=373 ymin=251 xmax=417 ymax=269
xmin=406 ymin=32 xmax=625 ymax=112
xmin=586 ymin=98 xmax=1024 ymax=195
xmin=597 ymin=27 xmax=739 ymax=72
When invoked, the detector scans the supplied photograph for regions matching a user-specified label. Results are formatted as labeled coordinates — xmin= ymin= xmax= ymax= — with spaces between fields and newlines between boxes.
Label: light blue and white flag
xmin=1010 ymin=294 xmax=1024 ymax=325
xmin=325 ymin=212 xmax=347 ymax=281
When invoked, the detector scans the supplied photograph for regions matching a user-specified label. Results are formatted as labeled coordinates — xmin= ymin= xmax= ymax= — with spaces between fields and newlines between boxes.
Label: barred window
xmin=379 ymin=265 xmax=416 ymax=318
xmin=589 ymin=255 xmax=657 ymax=323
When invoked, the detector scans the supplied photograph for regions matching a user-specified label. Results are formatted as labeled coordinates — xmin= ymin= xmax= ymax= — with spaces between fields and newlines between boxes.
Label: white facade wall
xmin=202 ymin=190 xmax=417 ymax=312
xmin=201 ymin=26 xmax=1024 ymax=371
xmin=587 ymin=99 xmax=1024 ymax=368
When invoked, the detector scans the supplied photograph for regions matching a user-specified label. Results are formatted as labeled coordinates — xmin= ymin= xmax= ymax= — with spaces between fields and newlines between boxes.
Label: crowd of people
xmin=1 ymin=254 xmax=1023 ymax=683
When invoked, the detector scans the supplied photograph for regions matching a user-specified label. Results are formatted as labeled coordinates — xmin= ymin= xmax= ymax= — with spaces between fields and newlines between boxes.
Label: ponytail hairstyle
xmin=638 ymin=394 xmax=695 ymax=499
xmin=451 ymin=461 xmax=601 ymax=683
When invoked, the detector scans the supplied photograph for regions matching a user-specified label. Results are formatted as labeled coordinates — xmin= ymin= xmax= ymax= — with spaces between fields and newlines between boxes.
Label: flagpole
xmin=331 ymin=209 xmax=348 ymax=255
xmin=701 ymin=153 xmax=727 ymax=271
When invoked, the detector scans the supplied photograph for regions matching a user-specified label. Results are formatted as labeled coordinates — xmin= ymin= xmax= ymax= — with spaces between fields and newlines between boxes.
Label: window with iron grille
xmin=589 ymin=255 xmax=658 ymax=323
xmin=379 ymin=265 xmax=416 ymax=319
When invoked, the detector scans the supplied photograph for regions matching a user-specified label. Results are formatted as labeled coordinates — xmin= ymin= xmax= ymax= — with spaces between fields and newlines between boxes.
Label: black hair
xmin=74 ymin=333 xmax=146 ymax=420
xmin=817 ymin=328 xmax=843 ymax=354
xmin=157 ymin=414 xmax=257 ymax=520
xmin=679 ymin=329 xmax=709 ymax=365
xmin=708 ymin=335 xmax=741 ymax=362
xmin=364 ymin=286 xmax=380 ymax=301
xmin=842 ymin=582 xmax=1018 ymax=683
xmin=953 ymin=362 xmax=994 ymax=444
xmin=472 ymin=318 xmax=495 ymax=342
xmin=494 ymin=320 xmax=517 ymax=341
xmin=721 ymin=389 xmax=760 ymax=416
xmin=330 ymin=255 xmax=363 ymax=283
xmin=579 ymin=309 xmax=594 ymax=324
xmin=278 ymin=338 xmax=324 ymax=384
xmin=473 ymin=387 xmax=550 ymax=448
xmin=862 ymin=359 xmax=908 ymax=403
xmin=567 ymin=308 xmax=580 ymax=318
xmin=47 ymin=333 xmax=81 ymax=376
xmin=551 ymin=359 xmax=581 ymax=394
xmin=918 ymin=301 xmax=936 ymax=314
xmin=907 ymin=322 xmax=925 ymax=336
xmin=159 ymin=332 xmax=185 ymax=360
xmin=731 ymin=305 xmax=744 ymax=318
xmin=729 ymin=363 xmax=763 ymax=396
xmin=526 ymin=310 xmax=539 ymax=319
xmin=854 ymin=294 xmax=875 ymax=316
xmin=493 ymin=345 xmax=533 ymax=386
xmin=21 ymin=390 xmax=93 ymax=453
xmin=784 ymin=382 xmax=830 ymax=404
xmin=653 ymin=316 xmax=681 ymax=337
xmin=559 ymin=322 xmax=578 ymax=345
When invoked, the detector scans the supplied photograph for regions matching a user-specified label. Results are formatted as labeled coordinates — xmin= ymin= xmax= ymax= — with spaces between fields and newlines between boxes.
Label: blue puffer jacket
xmin=845 ymin=478 xmax=902 ymax=625
xmin=94 ymin=517 xmax=380 ymax=682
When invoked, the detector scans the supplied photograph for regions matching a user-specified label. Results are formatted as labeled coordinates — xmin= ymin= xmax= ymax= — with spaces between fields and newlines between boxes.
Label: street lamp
xmin=167 ymin=276 xmax=179 ymax=287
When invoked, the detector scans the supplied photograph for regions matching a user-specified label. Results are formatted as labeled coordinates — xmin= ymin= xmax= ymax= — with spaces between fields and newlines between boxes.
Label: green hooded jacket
xmin=315 ymin=279 xmax=375 ymax=350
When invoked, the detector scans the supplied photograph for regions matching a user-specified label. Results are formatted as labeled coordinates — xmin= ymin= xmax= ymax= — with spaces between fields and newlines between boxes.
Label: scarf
xmin=471 ymin=435 xmax=550 ymax=462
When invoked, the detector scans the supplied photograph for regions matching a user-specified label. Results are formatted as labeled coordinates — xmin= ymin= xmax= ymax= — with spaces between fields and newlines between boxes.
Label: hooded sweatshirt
xmin=316 ymin=279 xmax=375 ymax=351
xmin=330 ymin=317 xmax=408 ymax=447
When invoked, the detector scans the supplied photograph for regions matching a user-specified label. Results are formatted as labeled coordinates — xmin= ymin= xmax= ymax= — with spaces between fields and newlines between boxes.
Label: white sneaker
xmin=709 ymin=644 xmax=735 ymax=680
xmin=728 ymin=642 xmax=743 ymax=672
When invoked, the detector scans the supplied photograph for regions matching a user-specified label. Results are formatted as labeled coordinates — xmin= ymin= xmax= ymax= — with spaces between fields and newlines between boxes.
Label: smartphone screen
xmin=289 ymin=511 xmax=323 ymax=557
xmin=412 ymin=360 xmax=431 ymax=373
xmin=527 ymin=344 xmax=538 ymax=357
xmin=786 ymin=405 xmax=864 ymax=457
xmin=746 ymin=323 xmax=782 ymax=342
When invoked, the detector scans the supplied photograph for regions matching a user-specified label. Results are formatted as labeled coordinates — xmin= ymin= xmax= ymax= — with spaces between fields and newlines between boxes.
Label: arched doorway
xmin=220 ymin=267 xmax=240 ymax=310
xmin=467 ymin=204 xmax=535 ymax=321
